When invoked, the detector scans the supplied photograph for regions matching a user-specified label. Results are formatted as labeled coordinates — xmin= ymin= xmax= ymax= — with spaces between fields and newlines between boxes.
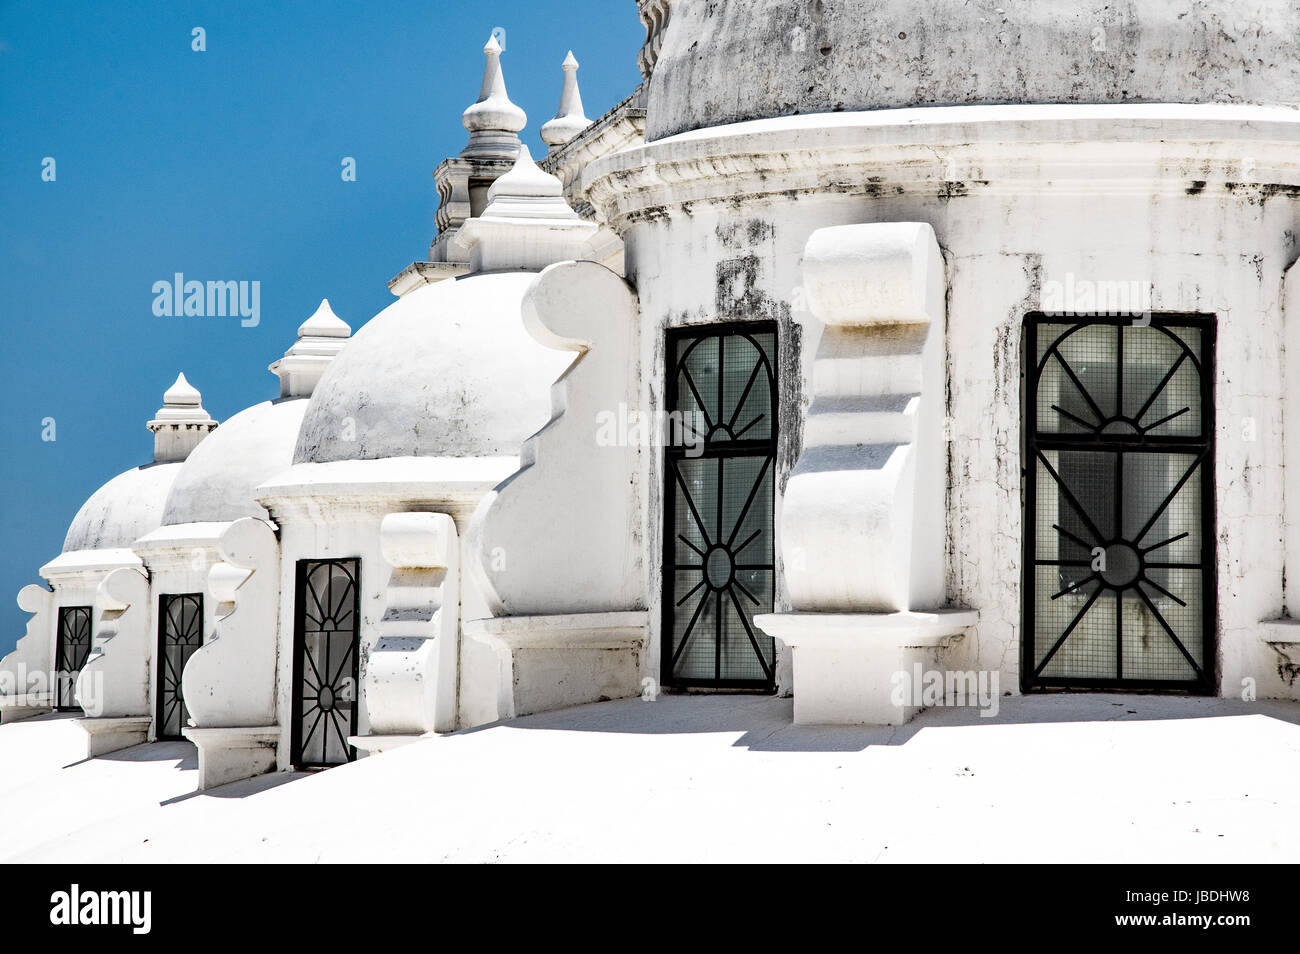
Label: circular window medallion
xmin=705 ymin=546 xmax=735 ymax=589
xmin=1101 ymin=543 xmax=1141 ymax=587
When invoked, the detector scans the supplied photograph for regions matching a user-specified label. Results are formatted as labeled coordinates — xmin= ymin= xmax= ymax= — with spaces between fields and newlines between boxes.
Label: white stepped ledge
xmin=76 ymin=716 xmax=152 ymax=758
xmin=466 ymin=612 xmax=649 ymax=721
xmin=756 ymin=610 xmax=979 ymax=726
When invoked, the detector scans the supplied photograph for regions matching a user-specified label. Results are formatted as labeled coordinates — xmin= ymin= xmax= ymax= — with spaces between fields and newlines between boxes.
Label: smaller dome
xmin=295 ymin=272 xmax=574 ymax=464
xmin=62 ymin=372 xmax=216 ymax=551
xmin=162 ymin=301 xmax=350 ymax=525
xmin=63 ymin=462 xmax=182 ymax=553
xmin=162 ymin=398 xmax=308 ymax=525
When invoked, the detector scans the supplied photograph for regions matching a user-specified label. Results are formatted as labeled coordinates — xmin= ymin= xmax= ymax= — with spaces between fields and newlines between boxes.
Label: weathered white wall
xmin=939 ymin=186 xmax=1293 ymax=698
xmin=133 ymin=525 xmax=226 ymax=739
xmin=586 ymin=105 xmax=1300 ymax=700
xmin=646 ymin=0 xmax=1300 ymax=141
xmin=258 ymin=464 xmax=509 ymax=760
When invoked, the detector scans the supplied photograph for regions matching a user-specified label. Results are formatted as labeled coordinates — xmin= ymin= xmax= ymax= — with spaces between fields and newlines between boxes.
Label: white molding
xmin=585 ymin=104 xmax=1300 ymax=230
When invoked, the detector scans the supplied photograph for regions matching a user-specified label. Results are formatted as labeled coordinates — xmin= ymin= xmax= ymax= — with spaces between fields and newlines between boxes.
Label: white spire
xmin=455 ymin=145 xmax=596 ymax=272
xmin=269 ymin=298 xmax=352 ymax=399
xmin=540 ymin=51 xmax=590 ymax=151
xmin=161 ymin=372 xmax=202 ymax=411
xmin=483 ymin=144 xmax=580 ymax=216
xmin=296 ymin=297 xmax=351 ymax=340
xmin=460 ymin=34 xmax=526 ymax=159
xmin=148 ymin=372 xmax=217 ymax=462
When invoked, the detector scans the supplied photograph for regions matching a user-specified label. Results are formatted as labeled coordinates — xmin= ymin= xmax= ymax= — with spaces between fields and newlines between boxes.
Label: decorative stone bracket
xmin=353 ymin=512 xmax=459 ymax=753
xmin=75 ymin=567 xmax=153 ymax=757
xmin=0 ymin=584 xmax=55 ymax=722
xmin=182 ymin=518 xmax=280 ymax=789
xmin=755 ymin=222 xmax=976 ymax=725
xmin=464 ymin=260 xmax=647 ymax=719
xmin=468 ymin=260 xmax=643 ymax=616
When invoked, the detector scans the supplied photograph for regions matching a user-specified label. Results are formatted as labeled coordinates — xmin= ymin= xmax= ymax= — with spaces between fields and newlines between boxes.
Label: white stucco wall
xmin=257 ymin=457 xmax=517 ymax=755
xmin=586 ymin=104 xmax=1300 ymax=700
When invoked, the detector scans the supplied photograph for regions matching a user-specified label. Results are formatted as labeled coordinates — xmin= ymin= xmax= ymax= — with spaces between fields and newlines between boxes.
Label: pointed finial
xmin=162 ymin=372 xmax=202 ymax=407
xmin=270 ymin=299 xmax=353 ymax=399
xmin=297 ymin=298 xmax=351 ymax=339
xmin=541 ymin=51 xmax=591 ymax=150
xmin=455 ymin=145 xmax=596 ymax=272
xmin=461 ymin=33 xmax=526 ymax=159
xmin=486 ymin=144 xmax=570 ymax=204
xmin=149 ymin=373 xmax=217 ymax=462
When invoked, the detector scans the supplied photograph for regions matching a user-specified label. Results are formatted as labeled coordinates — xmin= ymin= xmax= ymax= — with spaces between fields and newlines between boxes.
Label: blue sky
xmin=0 ymin=1 xmax=644 ymax=656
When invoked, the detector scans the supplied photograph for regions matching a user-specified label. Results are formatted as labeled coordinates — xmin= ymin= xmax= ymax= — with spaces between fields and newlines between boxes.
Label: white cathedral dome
xmin=62 ymin=373 xmax=218 ymax=551
xmin=63 ymin=463 xmax=183 ymax=553
xmin=162 ymin=300 xmax=352 ymax=525
xmin=161 ymin=398 xmax=308 ymax=525
xmin=645 ymin=0 xmax=1300 ymax=141
xmin=293 ymin=273 xmax=574 ymax=465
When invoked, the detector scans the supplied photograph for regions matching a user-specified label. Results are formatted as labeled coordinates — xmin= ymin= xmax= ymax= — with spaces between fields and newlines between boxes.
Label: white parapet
xmin=181 ymin=518 xmax=280 ymax=790
xmin=757 ymin=222 xmax=975 ymax=725
xmin=353 ymin=512 xmax=460 ymax=752
xmin=74 ymin=566 xmax=152 ymax=756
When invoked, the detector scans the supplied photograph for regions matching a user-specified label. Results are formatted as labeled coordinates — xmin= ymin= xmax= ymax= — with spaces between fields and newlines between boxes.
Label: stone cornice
xmin=584 ymin=104 xmax=1300 ymax=232
xmin=39 ymin=548 xmax=142 ymax=585
xmin=254 ymin=457 xmax=518 ymax=528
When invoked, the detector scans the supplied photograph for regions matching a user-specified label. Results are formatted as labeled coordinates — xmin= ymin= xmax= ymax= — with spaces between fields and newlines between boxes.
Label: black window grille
xmin=54 ymin=605 xmax=92 ymax=711
xmin=156 ymin=593 xmax=203 ymax=740
xmin=291 ymin=558 xmax=361 ymax=768
xmin=1022 ymin=314 xmax=1216 ymax=692
xmin=662 ymin=323 xmax=778 ymax=689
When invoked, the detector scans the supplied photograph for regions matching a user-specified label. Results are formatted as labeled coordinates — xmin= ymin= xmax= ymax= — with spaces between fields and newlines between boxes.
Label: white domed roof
xmin=63 ymin=462 xmax=182 ymax=553
xmin=162 ymin=398 xmax=308 ymax=525
xmin=646 ymin=0 xmax=1300 ymax=141
xmin=294 ymin=272 xmax=574 ymax=464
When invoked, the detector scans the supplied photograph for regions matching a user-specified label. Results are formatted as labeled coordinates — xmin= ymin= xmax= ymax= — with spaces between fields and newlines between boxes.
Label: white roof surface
xmin=2 ymin=694 xmax=1298 ymax=863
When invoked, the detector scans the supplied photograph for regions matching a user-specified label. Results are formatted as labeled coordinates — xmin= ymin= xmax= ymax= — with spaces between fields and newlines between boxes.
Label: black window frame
xmin=660 ymin=320 xmax=779 ymax=691
xmin=290 ymin=557 xmax=363 ymax=769
xmin=54 ymin=604 xmax=92 ymax=711
xmin=155 ymin=592 xmax=204 ymax=740
xmin=1021 ymin=311 xmax=1217 ymax=694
